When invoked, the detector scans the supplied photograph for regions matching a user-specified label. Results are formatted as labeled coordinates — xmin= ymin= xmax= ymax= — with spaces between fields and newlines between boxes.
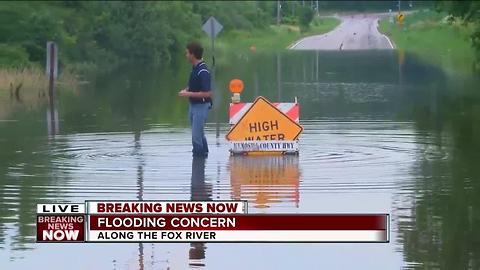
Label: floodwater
xmin=1 ymin=49 xmax=480 ymax=270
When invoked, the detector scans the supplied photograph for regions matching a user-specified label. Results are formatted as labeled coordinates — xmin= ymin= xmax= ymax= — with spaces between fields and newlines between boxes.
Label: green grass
xmin=203 ymin=16 xmax=341 ymax=55
xmin=378 ymin=10 xmax=476 ymax=75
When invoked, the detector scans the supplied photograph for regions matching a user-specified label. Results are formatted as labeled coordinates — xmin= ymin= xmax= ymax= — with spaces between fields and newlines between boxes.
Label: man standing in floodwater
xmin=179 ymin=42 xmax=213 ymax=157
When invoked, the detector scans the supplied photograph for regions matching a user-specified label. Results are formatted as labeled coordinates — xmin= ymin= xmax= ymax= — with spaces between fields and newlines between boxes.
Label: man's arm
xmin=187 ymin=90 xmax=212 ymax=98
xmin=178 ymin=89 xmax=211 ymax=97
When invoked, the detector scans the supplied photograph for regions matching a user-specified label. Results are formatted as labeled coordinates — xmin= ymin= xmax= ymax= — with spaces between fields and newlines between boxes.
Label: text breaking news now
xmin=36 ymin=201 xmax=389 ymax=243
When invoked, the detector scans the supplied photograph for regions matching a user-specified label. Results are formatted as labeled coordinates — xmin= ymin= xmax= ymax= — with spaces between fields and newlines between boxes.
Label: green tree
xmin=436 ymin=1 xmax=480 ymax=70
xmin=298 ymin=6 xmax=314 ymax=32
xmin=0 ymin=1 xmax=279 ymax=71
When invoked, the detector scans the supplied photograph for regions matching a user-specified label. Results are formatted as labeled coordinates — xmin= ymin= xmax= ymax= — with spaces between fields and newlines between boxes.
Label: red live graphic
xmin=37 ymin=215 xmax=85 ymax=242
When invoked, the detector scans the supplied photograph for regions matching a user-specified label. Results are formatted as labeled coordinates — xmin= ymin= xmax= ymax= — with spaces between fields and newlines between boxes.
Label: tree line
xmin=436 ymin=1 xmax=480 ymax=70
xmin=3 ymin=1 xmax=477 ymax=74
xmin=0 ymin=1 xmax=279 ymax=73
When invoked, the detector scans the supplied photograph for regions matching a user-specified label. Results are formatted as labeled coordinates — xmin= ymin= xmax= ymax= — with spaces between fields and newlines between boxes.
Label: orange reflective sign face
xmin=226 ymin=96 xmax=303 ymax=141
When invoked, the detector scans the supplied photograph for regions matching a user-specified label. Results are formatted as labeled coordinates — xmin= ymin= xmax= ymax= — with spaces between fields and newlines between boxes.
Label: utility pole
xmin=46 ymin=41 xmax=58 ymax=136
xmin=277 ymin=53 xmax=282 ymax=101
xmin=277 ymin=0 xmax=281 ymax=25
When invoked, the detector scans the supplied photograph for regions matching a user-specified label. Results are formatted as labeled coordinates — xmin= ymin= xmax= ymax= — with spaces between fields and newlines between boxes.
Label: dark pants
xmin=189 ymin=103 xmax=210 ymax=156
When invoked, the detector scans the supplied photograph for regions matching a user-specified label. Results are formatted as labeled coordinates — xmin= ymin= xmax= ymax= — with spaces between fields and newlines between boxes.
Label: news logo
xmin=36 ymin=204 xmax=85 ymax=242
xmin=36 ymin=201 xmax=389 ymax=243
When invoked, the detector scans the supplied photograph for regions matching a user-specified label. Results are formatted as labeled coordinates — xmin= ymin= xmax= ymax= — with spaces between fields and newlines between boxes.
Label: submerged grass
xmin=0 ymin=67 xmax=48 ymax=93
xmin=0 ymin=67 xmax=79 ymax=119
xmin=0 ymin=67 xmax=79 ymax=92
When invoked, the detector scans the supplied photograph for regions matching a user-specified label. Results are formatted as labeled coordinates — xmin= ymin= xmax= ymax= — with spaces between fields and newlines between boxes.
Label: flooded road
xmin=1 ymin=50 xmax=480 ymax=269
xmin=290 ymin=14 xmax=393 ymax=50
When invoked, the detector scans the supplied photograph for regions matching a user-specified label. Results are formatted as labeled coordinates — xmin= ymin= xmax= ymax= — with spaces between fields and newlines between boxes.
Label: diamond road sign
xmin=202 ymin=16 xmax=223 ymax=38
xmin=226 ymin=96 xmax=303 ymax=141
xmin=397 ymin=13 xmax=405 ymax=24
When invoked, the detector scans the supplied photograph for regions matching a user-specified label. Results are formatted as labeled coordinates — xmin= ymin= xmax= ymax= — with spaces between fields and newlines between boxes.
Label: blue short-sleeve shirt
xmin=188 ymin=61 xmax=212 ymax=104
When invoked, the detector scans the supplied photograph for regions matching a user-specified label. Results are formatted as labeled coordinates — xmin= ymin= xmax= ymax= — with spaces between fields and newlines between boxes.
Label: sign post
xmin=202 ymin=17 xmax=223 ymax=138
xmin=202 ymin=16 xmax=223 ymax=67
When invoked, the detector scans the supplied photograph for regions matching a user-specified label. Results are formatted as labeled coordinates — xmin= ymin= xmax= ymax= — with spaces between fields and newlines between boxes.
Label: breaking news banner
xmin=36 ymin=201 xmax=389 ymax=243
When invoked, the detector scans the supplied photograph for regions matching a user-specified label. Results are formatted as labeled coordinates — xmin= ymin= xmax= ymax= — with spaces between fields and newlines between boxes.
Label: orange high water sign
xmin=226 ymin=96 xmax=303 ymax=154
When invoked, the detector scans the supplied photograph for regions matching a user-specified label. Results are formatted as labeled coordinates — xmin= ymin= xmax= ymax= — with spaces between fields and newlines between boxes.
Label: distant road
xmin=290 ymin=13 xmax=395 ymax=50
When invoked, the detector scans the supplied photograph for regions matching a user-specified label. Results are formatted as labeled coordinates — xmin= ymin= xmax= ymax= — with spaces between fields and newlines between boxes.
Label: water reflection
xmin=46 ymin=107 xmax=59 ymax=136
xmin=191 ymin=157 xmax=212 ymax=201
xmin=0 ymin=109 xmax=70 ymax=253
xmin=189 ymin=156 xmax=211 ymax=268
xmin=397 ymin=76 xmax=480 ymax=269
xmin=134 ymin=130 xmax=145 ymax=270
xmin=229 ymin=156 xmax=300 ymax=208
